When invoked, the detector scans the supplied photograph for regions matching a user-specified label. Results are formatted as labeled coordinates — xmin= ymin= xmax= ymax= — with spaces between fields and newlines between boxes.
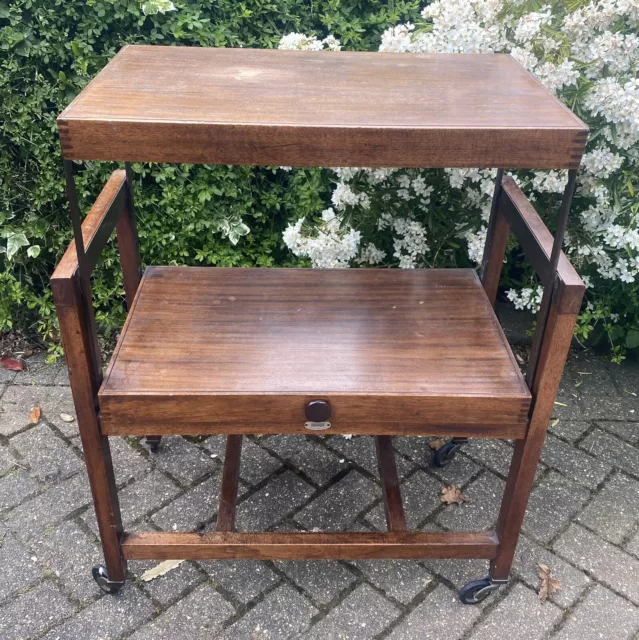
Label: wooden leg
xmin=52 ymin=274 xmax=126 ymax=585
xmin=489 ymin=435 xmax=543 ymax=580
xmin=491 ymin=301 xmax=579 ymax=580
xmin=375 ymin=436 xmax=407 ymax=532
xmin=217 ymin=435 xmax=243 ymax=532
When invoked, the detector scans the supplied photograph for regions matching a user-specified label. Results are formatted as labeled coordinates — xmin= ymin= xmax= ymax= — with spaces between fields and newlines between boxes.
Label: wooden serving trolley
xmin=52 ymin=46 xmax=588 ymax=604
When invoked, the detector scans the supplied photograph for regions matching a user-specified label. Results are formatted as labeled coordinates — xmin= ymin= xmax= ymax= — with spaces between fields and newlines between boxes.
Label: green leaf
xmin=625 ymin=330 xmax=639 ymax=350
xmin=27 ymin=245 xmax=41 ymax=259
xmin=6 ymin=233 xmax=29 ymax=260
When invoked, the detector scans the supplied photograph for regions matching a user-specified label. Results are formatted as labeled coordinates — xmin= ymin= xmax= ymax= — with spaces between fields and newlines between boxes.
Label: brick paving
xmin=1 ymin=349 xmax=639 ymax=639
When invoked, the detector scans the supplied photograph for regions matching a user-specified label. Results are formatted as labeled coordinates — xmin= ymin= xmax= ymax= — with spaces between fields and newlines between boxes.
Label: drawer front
xmin=99 ymin=393 xmax=530 ymax=439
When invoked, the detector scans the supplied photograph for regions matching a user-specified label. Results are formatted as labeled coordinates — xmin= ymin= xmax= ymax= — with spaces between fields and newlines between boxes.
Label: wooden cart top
xmin=58 ymin=45 xmax=588 ymax=169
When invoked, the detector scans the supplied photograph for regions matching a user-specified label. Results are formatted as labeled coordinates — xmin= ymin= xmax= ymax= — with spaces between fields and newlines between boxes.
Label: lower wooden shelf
xmin=98 ymin=266 xmax=530 ymax=438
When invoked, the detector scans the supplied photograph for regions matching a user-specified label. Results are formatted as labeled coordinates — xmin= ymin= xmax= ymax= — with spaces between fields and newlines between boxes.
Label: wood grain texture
xmin=52 ymin=170 xmax=126 ymax=281
xmin=98 ymin=267 xmax=531 ymax=436
xmin=376 ymin=436 xmax=407 ymax=532
xmin=51 ymin=272 xmax=126 ymax=582
xmin=500 ymin=176 xmax=584 ymax=314
xmin=121 ymin=531 xmax=499 ymax=560
xmin=491 ymin=296 xmax=583 ymax=579
xmin=58 ymin=46 xmax=588 ymax=168
xmin=216 ymin=435 xmax=243 ymax=532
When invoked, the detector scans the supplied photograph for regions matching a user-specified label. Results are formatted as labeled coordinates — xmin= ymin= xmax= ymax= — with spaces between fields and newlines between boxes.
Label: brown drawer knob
xmin=305 ymin=400 xmax=331 ymax=422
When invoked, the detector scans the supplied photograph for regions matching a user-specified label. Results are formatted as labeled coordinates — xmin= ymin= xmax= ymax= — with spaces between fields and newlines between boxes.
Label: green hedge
xmin=0 ymin=0 xmax=421 ymax=355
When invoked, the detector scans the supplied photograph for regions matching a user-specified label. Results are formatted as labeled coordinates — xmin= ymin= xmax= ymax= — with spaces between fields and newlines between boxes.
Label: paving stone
xmin=0 ymin=443 xmax=18 ymax=475
xmin=437 ymin=471 xmax=505 ymax=532
xmin=262 ymin=434 xmax=348 ymax=485
xmin=554 ymin=523 xmax=639 ymax=604
xmin=350 ymin=559 xmax=434 ymax=604
xmin=577 ymin=473 xmax=639 ymax=544
xmin=152 ymin=473 xmax=222 ymax=531
xmin=117 ymin=471 xmax=181 ymax=527
xmin=130 ymin=583 xmax=233 ymax=639
xmin=238 ymin=470 xmax=314 ymax=531
xmin=610 ymin=358 xmax=639 ymax=394
xmin=522 ymin=472 xmax=590 ymax=543
xmin=0 ymin=468 xmax=39 ymax=511
xmin=580 ymin=396 xmax=639 ymax=422
xmin=392 ymin=436 xmax=431 ymax=463
xmin=239 ymin=438 xmax=282 ymax=485
xmin=0 ymin=366 xmax=16 ymax=383
xmin=540 ymin=434 xmax=612 ymax=489
xmin=469 ymin=583 xmax=561 ymax=640
xmin=12 ymin=423 xmax=83 ymax=482
xmin=14 ymin=352 xmax=62 ymax=385
xmin=463 ymin=438 xmax=516 ymax=478
xmin=428 ymin=452 xmax=483 ymax=487
xmin=200 ymin=434 xmax=227 ymax=458
xmin=42 ymin=585 xmax=155 ymax=640
xmin=625 ymin=530 xmax=639 ymax=558
xmin=276 ymin=560 xmax=356 ymax=605
xmin=365 ymin=470 xmax=443 ymax=531
xmin=153 ymin=436 xmax=218 ymax=485
xmin=221 ymin=584 xmax=317 ymax=639
xmin=304 ymin=583 xmax=399 ymax=640
xmin=0 ymin=532 xmax=42 ymax=603
xmin=295 ymin=470 xmax=377 ymax=532
xmin=85 ymin=470 xmax=180 ymax=534
xmin=0 ymin=581 xmax=74 ymax=640
xmin=595 ymin=421 xmax=639 ymax=445
xmin=553 ymin=584 xmax=639 ymax=640
xmin=326 ymin=435 xmax=414 ymax=479
xmin=130 ymin=559 xmax=204 ymax=606
xmin=512 ymin=535 xmax=590 ymax=608
xmin=421 ymin=556 xmax=492 ymax=590
xmin=109 ymin=437 xmax=152 ymax=485
xmin=549 ymin=420 xmax=591 ymax=444
xmin=199 ymin=560 xmax=279 ymax=603
xmin=29 ymin=519 xmax=101 ymax=605
xmin=387 ymin=584 xmax=482 ymax=640
xmin=5 ymin=472 xmax=91 ymax=541
xmin=0 ymin=384 xmax=51 ymax=436
xmin=54 ymin=366 xmax=70 ymax=386
xmin=42 ymin=386 xmax=78 ymax=435
xmin=580 ymin=429 xmax=639 ymax=476
xmin=564 ymin=354 xmax=618 ymax=396
xmin=552 ymin=389 xmax=584 ymax=421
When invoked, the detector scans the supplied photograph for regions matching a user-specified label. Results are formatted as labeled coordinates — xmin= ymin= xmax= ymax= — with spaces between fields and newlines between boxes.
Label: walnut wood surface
xmin=500 ymin=176 xmax=583 ymax=314
xmin=120 ymin=531 xmax=499 ymax=560
xmin=58 ymin=46 xmax=588 ymax=168
xmin=376 ymin=436 xmax=407 ymax=532
xmin=216 ymin=435 xmax=242 ymax=532
xmin=98 ymin=267 xmax=530 ymax=436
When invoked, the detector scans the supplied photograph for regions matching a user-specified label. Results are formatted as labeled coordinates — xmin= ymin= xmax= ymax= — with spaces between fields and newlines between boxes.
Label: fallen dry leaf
xmin=140 ymin=559 xmax=184 ymax=582
xmin=429 ymin=438 xmax=447 ymax=451
xmin=1 ymin=356 xmax=24 ymax=371
xmin=60 ymin=413 xmax=75 ymax=423
xmin=29 ymin=406 xmax=41 ymax=425
xmin=440 ymin=485 xmax=470 ymax=505
xmin=537 ymin=563 xmax=560 ymax=601
xmin=550 ymin=418 xmax=559 ymax=428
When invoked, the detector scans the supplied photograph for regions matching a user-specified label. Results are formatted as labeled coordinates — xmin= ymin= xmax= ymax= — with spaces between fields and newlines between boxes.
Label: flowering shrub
xmin=280 ymin=0 xmax=639 ymax=360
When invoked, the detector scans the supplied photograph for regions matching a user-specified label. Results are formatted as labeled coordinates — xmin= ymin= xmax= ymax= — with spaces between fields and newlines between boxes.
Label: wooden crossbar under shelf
xmin=120 ymin=531 xmax=500 ymax=561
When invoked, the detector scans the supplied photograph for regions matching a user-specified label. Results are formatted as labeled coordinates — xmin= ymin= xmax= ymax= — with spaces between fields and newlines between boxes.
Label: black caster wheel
xmin=92 ymin=564 xmax=125 ymax=594
xmin=432 ymin=437 xmax=468 ymax=468
xmin=433 ymin=442 xmax=458 ymax=467
xmin=459 ymin=577 xmax=502 ymax=604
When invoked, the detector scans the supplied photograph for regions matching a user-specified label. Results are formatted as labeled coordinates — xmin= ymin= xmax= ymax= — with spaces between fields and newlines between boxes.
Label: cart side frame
xmin=51 ymin=163 xmax=584 ymax=595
